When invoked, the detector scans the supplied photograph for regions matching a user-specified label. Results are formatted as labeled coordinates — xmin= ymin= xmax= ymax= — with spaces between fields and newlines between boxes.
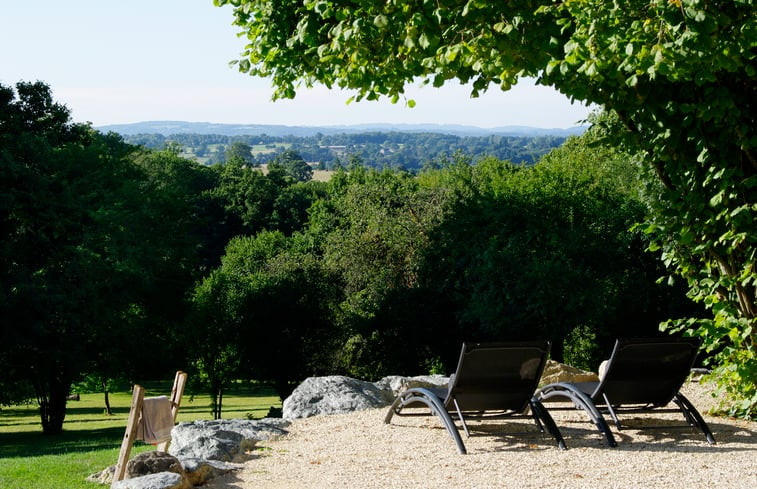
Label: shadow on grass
xmin=60 ymin=406 xmax=131 ymax=417
xmin=0 ymin=425 xmax=130 ymax=459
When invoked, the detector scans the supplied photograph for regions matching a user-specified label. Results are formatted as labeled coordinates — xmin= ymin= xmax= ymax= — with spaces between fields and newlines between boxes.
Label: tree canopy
xmin=1 ymin=80 xmax=699 ymax=422
xmin=216 ymin=0 xmax=757 ymax=417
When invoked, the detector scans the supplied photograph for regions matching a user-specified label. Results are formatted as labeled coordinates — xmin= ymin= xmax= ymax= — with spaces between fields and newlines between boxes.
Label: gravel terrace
xmin=204 ymin=382 xmax=757 ymax=489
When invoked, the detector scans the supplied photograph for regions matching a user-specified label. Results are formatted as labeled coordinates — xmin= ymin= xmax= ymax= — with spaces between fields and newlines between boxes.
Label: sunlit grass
xmin=0 ymin=381 xmax=281 ymax=489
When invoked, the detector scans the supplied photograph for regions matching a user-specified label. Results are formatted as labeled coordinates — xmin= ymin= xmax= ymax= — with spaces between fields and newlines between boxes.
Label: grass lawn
xmin=0 ymin=381 xmax=281 ymax=489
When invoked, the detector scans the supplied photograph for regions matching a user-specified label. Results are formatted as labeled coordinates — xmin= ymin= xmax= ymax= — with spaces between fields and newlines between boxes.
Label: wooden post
xmin=156 ymin=371 xmax=187 ymax=453
xmin=111 ymin=384 xmax=144 ymax=487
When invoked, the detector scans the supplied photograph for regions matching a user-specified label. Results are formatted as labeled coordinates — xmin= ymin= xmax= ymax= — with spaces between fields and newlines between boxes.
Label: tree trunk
xmin=210 ymin=382 xmax=220 ymax=420
xmin=102 ymin=379 xmax=113 ymax=416
xmin=37 ymin=376 xmax=70 ymax=435
xmin=217 ymin=389 xmax=223 ymax=420
xmin=274 ymin=378 xmax=295 ymax=402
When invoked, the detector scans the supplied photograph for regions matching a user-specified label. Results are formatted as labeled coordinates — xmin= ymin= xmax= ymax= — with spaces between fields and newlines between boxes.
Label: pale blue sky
xmin=1 ymin=0 xmax=591 ymax=128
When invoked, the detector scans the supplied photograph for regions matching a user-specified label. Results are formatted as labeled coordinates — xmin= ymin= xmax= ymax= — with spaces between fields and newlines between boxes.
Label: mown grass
xmin=0 ymin=381 xmax=281 ymax=489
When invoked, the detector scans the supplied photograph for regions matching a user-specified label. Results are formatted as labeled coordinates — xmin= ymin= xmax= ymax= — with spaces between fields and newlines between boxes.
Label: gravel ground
xmin=205 ymin=382 xmax=757 ymax=489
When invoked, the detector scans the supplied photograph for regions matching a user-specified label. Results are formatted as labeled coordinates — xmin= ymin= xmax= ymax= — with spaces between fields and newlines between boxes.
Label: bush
xmin=563 ymin=325 xmax=602 ymax=372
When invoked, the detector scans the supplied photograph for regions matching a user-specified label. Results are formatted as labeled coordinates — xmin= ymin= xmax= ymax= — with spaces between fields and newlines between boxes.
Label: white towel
xmin=136 ymin=396 xmax=173 ymax=445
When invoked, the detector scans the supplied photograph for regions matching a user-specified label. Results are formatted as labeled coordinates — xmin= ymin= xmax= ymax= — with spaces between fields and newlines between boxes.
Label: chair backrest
xmin=445 ymin=341 xmax=550 ymax=413
xmin=593 ymin=337 xmax=700 ymax=406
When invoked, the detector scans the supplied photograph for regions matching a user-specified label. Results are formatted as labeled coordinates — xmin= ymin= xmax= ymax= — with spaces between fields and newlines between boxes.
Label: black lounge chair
xmin=384 ymin=341 xmax=566 ymax=454
xmin=537 ymin=337 xmax=716 ymax=447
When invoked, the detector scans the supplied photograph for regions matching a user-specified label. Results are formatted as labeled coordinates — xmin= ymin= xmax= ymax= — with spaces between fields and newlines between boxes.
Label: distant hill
xmin=96 ymin=120 xmax=587 ymax=138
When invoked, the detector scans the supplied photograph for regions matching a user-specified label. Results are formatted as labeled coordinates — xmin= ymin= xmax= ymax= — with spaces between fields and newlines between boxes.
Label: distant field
xmin=258 ymin=164 xmax=333 ymax=182
xmin=251 ymin=143 xmax=291 ymax=155
xmin=312 ymin=169 xmax=333 ymax=182
xmin=0 ymin=381 xmax=281 ymax=489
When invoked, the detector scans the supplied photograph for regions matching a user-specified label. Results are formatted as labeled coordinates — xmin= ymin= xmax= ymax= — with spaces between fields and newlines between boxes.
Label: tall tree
xmin=271 ymin=149 xmax=313 ymax=183
xmin=310 ymin=166 xmax=454 ymax=378
xmin=1 ymin=82 xmax=154 ymax=432
xmin=225 ymin=141 xmax=256 ymax=166
xmin=191 ymin=231 xmax=342 ymax=402
xmin=216 ymin=0 xmax=757 ymax=418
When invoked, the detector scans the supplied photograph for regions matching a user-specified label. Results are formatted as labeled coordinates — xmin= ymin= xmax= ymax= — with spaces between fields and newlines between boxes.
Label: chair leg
xmin=529 ymin=398 xmax=567 ymax=450
xmin=385 ymin=388 xmax=468 ymax=454
xmin=451 ymin=398 xmax=470 ymax=438
xmin=529 ymin=406 xmax=545 ymax=433
xmin=602 ymin=393 xmax=623 ymax=430
xmin=538 ymin=383 xmax=618 ymax=447
xmin=674 ymin=393 xmax=716 ymax=445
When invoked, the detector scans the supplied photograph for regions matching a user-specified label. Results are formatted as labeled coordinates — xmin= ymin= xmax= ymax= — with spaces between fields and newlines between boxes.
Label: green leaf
xmin=373 ymin=14 xmax=388 ymax=29
xmin=419 ymin=33 xmax=431 ymax=49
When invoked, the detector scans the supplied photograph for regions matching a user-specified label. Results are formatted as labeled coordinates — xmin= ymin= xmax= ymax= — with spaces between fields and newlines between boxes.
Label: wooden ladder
xmin=111 ymin=370 xmax=187 ymax=487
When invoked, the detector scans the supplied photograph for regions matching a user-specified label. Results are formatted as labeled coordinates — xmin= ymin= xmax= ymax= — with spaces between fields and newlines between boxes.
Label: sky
xmin=1 ymin=0 xmax=592 ymax=129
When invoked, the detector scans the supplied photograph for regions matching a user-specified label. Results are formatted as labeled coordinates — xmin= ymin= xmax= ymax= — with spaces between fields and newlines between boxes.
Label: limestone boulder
xmin=374 ymin=375 xmax=449 ymax=400
xmin=539 ymin=360 xmax=599 ymax=385
xmin=282 ymin=375 xmax=390 ymax=420
xmin=169 ymin=418 xmax=288 ymax=462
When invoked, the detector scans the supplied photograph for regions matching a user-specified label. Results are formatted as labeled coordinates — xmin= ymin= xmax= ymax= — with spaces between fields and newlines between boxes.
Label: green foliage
xmin=192 ymin=231 xmax=343 ymax=399
xmin=225 ymin=140 xmax=256 ymax=165
xmin=217 ymin=0 xmax=757 ymax=418
xmin=313 ymin=168 xmax=455 ymax=377
xmin=286 ymin=134 xmax=689 ymax=377
xmin=271 ymin=149 xmax=313 ymax=182
xmin=417 ymin=135 xmax=693 ymax=361
xmin=189 ymin=269 xmax=246 ymax=419
xmin=563 ymin=325 xmax=602 ymax=373
xmin=1 ymin=82 xmax=222 ymax=429
xmin=209 ymin=157 xmax=324 ymax=237
xmin=1 ymin=82 xmax=152 ymax=432
xmin=424 ymin=355 xmax=446 ymax=376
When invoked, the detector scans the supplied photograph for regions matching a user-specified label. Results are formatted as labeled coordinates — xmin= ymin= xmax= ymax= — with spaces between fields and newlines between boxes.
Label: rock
xmin=126 ymin=451 xmax=183 ymax=479
xmin=169 ymin=418 xmax=289 ymax=462
xmin=539 ymin=360 xmax=599 ymax=385
xmin=110 ymin=472 xmax=191 ymax=489
xmin=374 ymin=375 xmax=450 ymax=400
xmin=689 ymin=368 xmax=711 ymax=382
xmin=282 ymin=375 xmax=391 ymax=420
xmin=180 ymin=458 xmax=244 ymax=486
xmin=87 ymin=465 xmax=115 ymax=485
xmin=172 ymin=428 xmax=250 ymax=462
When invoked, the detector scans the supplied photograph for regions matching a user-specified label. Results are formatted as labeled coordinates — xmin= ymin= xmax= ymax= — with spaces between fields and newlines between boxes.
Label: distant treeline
xmin=121 ymin=131 xmax=567 ymax=169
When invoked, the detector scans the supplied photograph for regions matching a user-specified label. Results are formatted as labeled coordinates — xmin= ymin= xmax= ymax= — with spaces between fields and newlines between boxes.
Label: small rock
xmin=87 ymin=465 xmax=115 ymax=485
xmin=110 ymin=471 xmax=191 ymax=489
xmin=180 ymin=458 xmax=244 ymax=486
xmin=126 ymin=451 xmax=183 ymax=479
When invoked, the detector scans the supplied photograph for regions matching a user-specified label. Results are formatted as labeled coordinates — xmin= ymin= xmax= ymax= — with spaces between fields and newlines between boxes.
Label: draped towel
xmin=136 ymin=396 xmax=173 ymax=445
